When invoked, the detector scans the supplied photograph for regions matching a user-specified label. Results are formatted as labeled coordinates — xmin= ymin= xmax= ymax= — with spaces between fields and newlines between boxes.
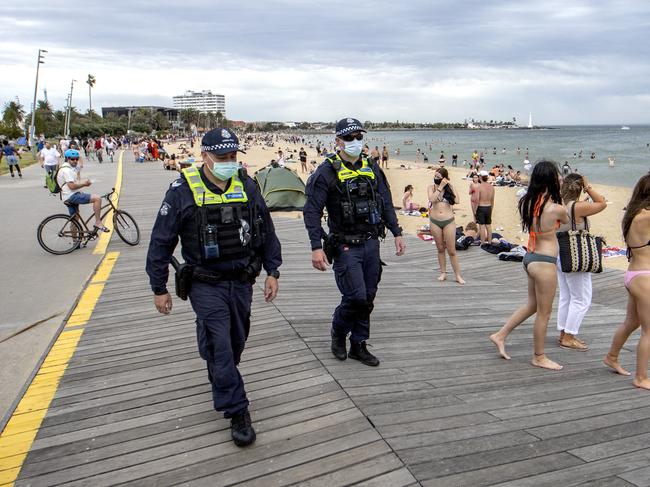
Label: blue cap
xmin=64 ymin=149 xmax=80 ymax=159
xmin=335 ymin=118 xmax=366 ymax=137
xmin=201 ymin=128 xmax=246 ymax=155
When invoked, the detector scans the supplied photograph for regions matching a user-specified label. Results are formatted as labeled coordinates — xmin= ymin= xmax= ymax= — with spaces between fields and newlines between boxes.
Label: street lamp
xmin=64 ymin=79 xmax=76 ymax=138
xmin=29 ymin=49 xmax=47 ymax=152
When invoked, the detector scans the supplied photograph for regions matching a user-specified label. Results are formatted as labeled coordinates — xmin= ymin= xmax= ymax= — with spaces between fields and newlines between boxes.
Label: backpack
xmin=46 ymin=163 xmax=70 ymax=194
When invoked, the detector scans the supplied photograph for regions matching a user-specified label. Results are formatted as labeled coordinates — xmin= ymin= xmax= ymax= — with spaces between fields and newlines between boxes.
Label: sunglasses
xmin=340 ymin=133 xmax=364 ymax=142
xmin=69 ymin=157 xmax=79 ymax=161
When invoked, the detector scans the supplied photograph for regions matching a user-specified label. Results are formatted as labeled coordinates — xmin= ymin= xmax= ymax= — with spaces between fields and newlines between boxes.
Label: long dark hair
xmin=518 ymin=160 xmax=561 ymax=232
xmin=622 ymin=173 xmax=650 ymax=242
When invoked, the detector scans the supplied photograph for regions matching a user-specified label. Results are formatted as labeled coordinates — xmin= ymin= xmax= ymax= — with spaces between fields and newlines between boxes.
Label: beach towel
xmin=481 ymin=238 xmax=515 ymax=255
xmin=602 ymin=246 xmax=627 ymax=258
xmin=498 ymin=245 xmax=527 ymax=262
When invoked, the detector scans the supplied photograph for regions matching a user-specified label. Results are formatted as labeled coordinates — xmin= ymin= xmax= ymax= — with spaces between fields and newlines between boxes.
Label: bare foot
xmin=633 ymin=378 xmax=650 ymax=390
xmin=489 ymin=333 xmax=510 ymax=360
xmin=438 ymin=273 xmax=447 ymax=282
xmin=603 ymin=354 xmax=631 ymax=376
xmin=531 ymin=354 xmax=563 ymax=371
xmin=455 ymin=275 xmax=466 ymax=285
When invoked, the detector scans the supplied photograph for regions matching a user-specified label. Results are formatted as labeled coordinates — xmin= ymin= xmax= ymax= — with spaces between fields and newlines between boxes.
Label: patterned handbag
xmin=557 ymin=202 xmax=603 ymax=273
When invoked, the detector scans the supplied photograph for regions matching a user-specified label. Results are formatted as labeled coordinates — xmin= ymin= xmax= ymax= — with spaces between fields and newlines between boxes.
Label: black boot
xmin=230 ymin=410 xmax=256 ymax=447
xmin=331 ymin=329 xmax=347 ymax=360
xmin=349 ymin=341 xmax=380 ymax=366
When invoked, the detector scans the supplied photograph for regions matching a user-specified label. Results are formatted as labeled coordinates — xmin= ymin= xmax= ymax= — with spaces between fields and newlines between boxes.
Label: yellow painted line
xmin=0 ymin=251 xmax=120 ymax=485
xmin=93 ymin=150 xmax=124 ymax=255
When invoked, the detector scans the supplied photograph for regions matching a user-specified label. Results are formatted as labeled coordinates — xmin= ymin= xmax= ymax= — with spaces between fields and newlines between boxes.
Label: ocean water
xmin=363 ymin=126 xmax=650 ymax=188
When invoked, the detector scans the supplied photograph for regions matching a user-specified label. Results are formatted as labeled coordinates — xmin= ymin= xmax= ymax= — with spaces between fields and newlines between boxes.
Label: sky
xmin=1 ymin=0 xmax=649 ymax=124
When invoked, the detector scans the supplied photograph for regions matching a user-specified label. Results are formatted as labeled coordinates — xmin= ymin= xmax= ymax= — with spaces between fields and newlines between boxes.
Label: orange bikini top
xmin=527 ymin=195 xmax=560 ymax=252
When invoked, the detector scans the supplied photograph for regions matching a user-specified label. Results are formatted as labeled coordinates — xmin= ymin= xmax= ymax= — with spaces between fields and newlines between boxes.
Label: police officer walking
xmin=303 ymin=118 xmax=405 ymax=367
xmin=146 ymin=128 xmax=282 ymax=447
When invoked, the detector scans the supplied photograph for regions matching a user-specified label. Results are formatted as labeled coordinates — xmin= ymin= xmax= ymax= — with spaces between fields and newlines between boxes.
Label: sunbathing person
xmin=402 ymin=185 xmax=421 ymax=212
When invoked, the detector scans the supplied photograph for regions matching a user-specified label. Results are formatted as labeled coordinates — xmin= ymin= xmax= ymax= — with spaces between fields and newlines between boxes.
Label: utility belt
xmin=322 ymin=230 xmax=382 ymax=263
xmin=170 ymin=256 xmax=261 ymax=300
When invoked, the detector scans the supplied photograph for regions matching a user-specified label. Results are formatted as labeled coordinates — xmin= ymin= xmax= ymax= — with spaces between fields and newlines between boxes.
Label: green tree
xmin=152 ymin=111 xmax=170 ymax=131
xmin=2 ymin=100 xmax=25 ymax=137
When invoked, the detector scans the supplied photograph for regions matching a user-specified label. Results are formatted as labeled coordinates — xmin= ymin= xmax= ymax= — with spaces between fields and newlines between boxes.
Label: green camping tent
xmin=254 ymin=165 xmax=307 ymax=211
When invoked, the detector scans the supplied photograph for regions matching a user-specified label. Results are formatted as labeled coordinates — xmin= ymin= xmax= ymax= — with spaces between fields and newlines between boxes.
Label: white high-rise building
xmin=173 ymin=90 xmax=226 ymax=115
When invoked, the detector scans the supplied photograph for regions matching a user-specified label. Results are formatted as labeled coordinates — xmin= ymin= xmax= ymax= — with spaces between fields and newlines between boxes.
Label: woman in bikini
xmin=402 ymin=185 xmax=421 ymax=213
xmin=490 ymin=160 xmax=569 ymax=370
xmin=604 ymin=173 xmax=650 ymax=389
xmin=427 ymin=168 xmax=465 ymax=284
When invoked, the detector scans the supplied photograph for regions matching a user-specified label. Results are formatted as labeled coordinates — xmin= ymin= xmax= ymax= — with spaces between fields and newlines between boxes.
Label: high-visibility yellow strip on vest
xmin=330 ymin=154 xmax=376 ymax=182
xmin=182 ymin=166 xmax=248 ymax=206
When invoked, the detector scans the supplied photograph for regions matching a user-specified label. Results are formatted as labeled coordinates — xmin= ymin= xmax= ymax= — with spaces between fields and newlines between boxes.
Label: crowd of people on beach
xmin=4 ymin=128 xmax=649 ymax=391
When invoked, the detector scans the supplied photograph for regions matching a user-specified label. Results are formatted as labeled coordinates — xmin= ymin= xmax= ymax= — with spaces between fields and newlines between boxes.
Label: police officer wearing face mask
xmin=303 ymin=118 xmax=406 ymax=366
xmin=146 ymin=128 xmax=282 ymax=447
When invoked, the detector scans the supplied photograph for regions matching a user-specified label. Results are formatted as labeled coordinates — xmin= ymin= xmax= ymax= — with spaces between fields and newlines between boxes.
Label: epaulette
xmin=169 ymin=176 xmax=185 ymax=189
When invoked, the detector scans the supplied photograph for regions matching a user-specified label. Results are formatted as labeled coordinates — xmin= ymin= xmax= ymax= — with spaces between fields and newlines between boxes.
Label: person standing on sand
xmin=604 ymin=173 xmax=650 ymax=389
xmin=469 ymin=173 xmax=480 ymax=220
xmin=299 ymin=147 xmax=308 ymax=173
xmin=381 ymin=145 xmax=389 ymax=169
xmin=428 ymin=168 xmax=465 ymax=284
xmin=490 ymin=160 xmax=569 ymax=371
xmin=370 ymin=146 xmax=380 ymax=165
xmin=476 ymin=170 xmax=495 ymax=244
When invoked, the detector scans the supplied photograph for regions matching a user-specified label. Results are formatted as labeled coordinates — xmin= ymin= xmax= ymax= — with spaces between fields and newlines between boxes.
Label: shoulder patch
xmin=159 ymin=202 xmax=171 ymax=216
xmin=170 ymin=178 xmax=184 ymax=189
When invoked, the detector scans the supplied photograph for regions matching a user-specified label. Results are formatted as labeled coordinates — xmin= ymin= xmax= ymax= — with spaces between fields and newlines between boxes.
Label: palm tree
xmin=2 ymin=100 xmax=25 ymax=131
xmin=86 ymin=75 xmax=96 ymax=117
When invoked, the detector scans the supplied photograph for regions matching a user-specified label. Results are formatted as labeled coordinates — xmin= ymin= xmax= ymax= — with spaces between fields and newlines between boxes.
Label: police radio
xmin=202 ymin=224 xmax=220 ymax=260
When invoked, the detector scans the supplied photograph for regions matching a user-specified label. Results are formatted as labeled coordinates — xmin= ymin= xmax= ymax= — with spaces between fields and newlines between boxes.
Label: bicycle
xmin=37 ymin=188 xmax=140 ymax=255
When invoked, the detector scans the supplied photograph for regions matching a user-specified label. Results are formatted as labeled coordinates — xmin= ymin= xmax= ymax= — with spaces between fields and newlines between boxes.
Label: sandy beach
xmin=163 ymin=136 xmax=633 ymax=271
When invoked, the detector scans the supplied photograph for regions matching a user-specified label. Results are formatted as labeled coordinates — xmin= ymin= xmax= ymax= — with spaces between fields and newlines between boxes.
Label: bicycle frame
xmin=69 ymin=190 xmax=118 ymax=237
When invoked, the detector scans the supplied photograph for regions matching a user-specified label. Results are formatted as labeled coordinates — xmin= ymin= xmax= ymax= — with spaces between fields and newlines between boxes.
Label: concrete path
xmin=0 ymin=153 xmax=119 ymax=422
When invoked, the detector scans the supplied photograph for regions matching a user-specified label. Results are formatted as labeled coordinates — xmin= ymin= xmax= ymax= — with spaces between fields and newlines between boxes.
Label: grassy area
xmin=0 ymin=151 xmax=38 ymax=176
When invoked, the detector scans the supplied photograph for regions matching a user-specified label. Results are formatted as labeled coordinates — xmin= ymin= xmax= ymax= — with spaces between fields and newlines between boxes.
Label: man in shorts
xmin=476 ymin=170 xmax=495 ymax=244
xmin=57 ymin=149 xmax=109 ymax=232
xmin=299 ymin=147 xmax=308 ymax=173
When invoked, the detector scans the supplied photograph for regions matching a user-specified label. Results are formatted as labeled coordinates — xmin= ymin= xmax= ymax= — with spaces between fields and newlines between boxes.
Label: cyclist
xmin=105 ymin=137 xmax=116 ymax=162
xmin=57 ymin=149 xmax=109 ymax=232
xmin=94 ymin=137 xmax=104 ymax=163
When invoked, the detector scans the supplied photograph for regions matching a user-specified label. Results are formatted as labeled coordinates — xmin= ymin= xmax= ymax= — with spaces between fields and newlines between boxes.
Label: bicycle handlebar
xmin=102 ymin=188 xmax=116 ymax=199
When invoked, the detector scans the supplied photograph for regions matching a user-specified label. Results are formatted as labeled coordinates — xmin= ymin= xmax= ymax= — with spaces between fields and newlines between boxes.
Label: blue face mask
xmin=343 ymin=139 xmax=363 ymax=158
xmin=209 ymin=160 xmax=239 ymax=181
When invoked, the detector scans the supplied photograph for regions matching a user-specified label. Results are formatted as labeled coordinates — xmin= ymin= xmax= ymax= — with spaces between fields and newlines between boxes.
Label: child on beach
xmin=490 ymin=160 xmax=569 ymax=370
xmin=604 ymin=173 xmax=650 ymax=389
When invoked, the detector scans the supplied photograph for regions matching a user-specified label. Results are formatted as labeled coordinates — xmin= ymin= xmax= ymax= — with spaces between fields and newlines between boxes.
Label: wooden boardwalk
xmin=5 ymin=160 xmax=650 ymax=486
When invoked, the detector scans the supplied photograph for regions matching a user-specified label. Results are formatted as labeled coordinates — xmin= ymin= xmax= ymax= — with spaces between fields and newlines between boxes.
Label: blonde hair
xmin=561 ymin=173 xmax=584 ymax=203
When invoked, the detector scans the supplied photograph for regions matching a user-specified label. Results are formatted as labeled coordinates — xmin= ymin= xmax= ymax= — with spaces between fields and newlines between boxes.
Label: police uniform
xmin=146 ymin=128 xmax=281 ymax=447
xmin=303 ymin=118 xmax=402 ymax=366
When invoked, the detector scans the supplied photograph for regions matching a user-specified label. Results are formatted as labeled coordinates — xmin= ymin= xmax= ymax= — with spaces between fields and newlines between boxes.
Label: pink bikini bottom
xmin=624 ymin=270 xmax=650 ymax=289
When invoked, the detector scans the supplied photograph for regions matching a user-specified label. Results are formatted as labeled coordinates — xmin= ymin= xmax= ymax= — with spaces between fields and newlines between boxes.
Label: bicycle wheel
xmin=37 ymin=214 xmax=83 ymax=255
xmin=113 ymin=210 xmax=140 ymax=245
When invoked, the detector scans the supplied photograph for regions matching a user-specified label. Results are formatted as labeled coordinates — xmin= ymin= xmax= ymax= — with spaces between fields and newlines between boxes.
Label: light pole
xmin=87 ymin=74 xmax=96 ymax=117
xmin=65 ymin=79 xmax=76 ymax=138
xmin=29 ymin=49 xmax=47 ymax=151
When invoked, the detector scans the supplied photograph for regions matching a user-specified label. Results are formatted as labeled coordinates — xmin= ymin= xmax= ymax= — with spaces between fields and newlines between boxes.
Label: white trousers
xmin=556 ymin=261 xmax=593 ymax=335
